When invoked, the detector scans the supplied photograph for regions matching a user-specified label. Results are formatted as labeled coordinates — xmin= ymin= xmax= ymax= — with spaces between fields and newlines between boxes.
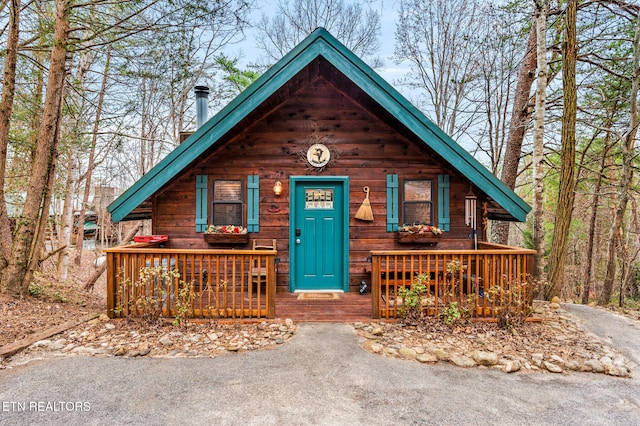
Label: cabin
xmin=106 ymin=28 xmax=534 ymax=321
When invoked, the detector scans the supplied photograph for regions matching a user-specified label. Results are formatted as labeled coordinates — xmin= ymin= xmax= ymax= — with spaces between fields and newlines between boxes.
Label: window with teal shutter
xmin=386 ymin=174 xmax=399 ymax=232
xmin=247 ymin=175 xmax=259 ymax=233
xmin=195 ymin=175 xmax=208 ymax=232
xmin=438 ymin=174 xmax=450 ymax=231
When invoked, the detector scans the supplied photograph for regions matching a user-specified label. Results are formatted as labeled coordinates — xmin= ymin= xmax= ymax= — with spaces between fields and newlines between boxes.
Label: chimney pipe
xmin=194 ymin=86 xmax=210 ymax=129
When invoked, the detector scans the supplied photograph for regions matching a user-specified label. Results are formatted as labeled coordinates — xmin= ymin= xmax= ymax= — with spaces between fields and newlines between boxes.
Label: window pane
xmin=404 ymin=203 xmax=432 ymax=225
xmin=214 ymin=181 xmax=241 ymax=201
xmin=213 ymin=204 xmax=242 ymax=225
xmin=403 ymin=180 xmax=433 ymax=225
xmin=404 ymin=180 xmax=431 ymax=201
xmin=212 ymin=180 xmax=243 ymax=225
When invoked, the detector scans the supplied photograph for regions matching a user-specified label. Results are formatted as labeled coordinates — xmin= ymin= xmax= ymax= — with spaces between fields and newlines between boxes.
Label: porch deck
xmin=105 ymin=243 xmax=535 ymax=321
xmin=275 ymin=291 xmax=372 ymax=322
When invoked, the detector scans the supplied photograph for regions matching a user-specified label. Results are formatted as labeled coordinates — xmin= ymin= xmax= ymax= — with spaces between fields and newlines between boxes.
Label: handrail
xmin=371 ymin=248 xmax=534 ymax=319
xmin=106 ymin=247 xmax=276 ymax=320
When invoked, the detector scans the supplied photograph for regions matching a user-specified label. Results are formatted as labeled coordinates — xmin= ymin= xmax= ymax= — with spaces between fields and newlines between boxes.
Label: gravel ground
xmin=1 ymin=321 xmax=639 ymax=426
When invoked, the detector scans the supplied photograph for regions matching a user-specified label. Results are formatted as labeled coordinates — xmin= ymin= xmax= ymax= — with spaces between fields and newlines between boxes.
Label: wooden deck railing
xmin=371 ymin=243 xmax=536 ymax=319
xmin=105 ymin=246 xmax=276 ymax=319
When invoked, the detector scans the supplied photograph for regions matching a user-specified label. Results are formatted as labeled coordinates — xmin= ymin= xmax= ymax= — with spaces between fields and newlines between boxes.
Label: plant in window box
xmin=203 ymin=225 xmax=249 ymax=244
xmin=398 ymin=224 xmax=443 ymax=243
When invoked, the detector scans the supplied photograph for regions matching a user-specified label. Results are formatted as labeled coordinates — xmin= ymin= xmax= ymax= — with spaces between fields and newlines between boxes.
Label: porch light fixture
xmin=273 ymin=180 xmax=283 ymax=196
xmin=465 ymin=186 xmax=478 ymax=249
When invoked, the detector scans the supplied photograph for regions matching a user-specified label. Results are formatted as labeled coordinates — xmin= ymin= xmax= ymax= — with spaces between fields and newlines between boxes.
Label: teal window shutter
xmin=195 ymin=175 xmax=208 ymax=232
xmin=438 ymin=174 xmax=450 ymax=231
xmin=247 ymin=175 xmax=259 ymax=233
xmin=386 ymin=174 xmax=399 ymax=232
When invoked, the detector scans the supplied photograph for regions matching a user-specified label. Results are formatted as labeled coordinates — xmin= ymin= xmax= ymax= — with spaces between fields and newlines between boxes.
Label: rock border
xmin=353 ymin=303 xmax=632 ymax=377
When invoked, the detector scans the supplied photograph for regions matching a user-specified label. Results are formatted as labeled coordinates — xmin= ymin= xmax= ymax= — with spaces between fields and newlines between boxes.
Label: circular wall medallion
xmin=306 ymin=143 xmax=331 ymax=168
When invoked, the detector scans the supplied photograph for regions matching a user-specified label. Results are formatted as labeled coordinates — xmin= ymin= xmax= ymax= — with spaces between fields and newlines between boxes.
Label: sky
xmin=222 ymin=0 xmax=411 ymax=94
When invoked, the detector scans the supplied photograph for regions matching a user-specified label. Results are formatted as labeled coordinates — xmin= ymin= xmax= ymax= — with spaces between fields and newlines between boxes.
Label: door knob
xmin=296 ymin=238 xmax=301 ymax=244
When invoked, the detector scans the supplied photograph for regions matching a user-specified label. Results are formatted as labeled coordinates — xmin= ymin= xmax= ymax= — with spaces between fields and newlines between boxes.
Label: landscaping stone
xmin=398 ymin=347 xmax=417 ymax=359
xmin=113 ymin=346 xmax=126 ymax=356
xmin=565 ymin=360 xmax=581 ymax=371
xmin=550 ymin=355 xmax=566 ymax=366
xmin=502 ymin=360 xmax=521 ymax=373
xmin=543 ymin=361 xmax=563 ymax=373
xmin=159 ymin=335 xmax=174 ymax=346
xmin=416 ymin=353 xmax=438 ymax=363
xmin=472 ymin=350 xmax=498 ymax=366
xmin=605 ymin=365 xmax=630 ymax=377
xmin=450 ymin=355 xmax=476 ymax=368
xmin=434 ymin=349 xmax=449 ymax=361
xmin=531 ymin=353 xmax=544 ymax=367
xmin=584 ymin=359 xmax=604 ymax=373
xmin=370 ymin=343 xmax=383 ymax=353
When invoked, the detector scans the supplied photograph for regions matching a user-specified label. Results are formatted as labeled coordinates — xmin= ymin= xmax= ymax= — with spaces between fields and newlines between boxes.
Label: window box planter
xmin=397 ymin=231 xmax=441 ymax=245
xmin=203 ymin=233 xmax=249 ymax=245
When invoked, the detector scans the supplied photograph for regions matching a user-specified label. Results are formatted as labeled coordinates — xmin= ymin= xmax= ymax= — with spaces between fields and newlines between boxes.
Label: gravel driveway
xmin=1 ymin=306 xmax=639 ymax=426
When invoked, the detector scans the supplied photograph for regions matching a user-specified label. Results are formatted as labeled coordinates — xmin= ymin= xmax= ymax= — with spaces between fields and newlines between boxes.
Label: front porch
xmin=105 ymin=243 xmax=535 ymax=321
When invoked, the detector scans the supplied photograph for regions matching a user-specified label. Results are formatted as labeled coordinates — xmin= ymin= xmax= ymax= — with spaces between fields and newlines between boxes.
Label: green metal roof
xmin=108 ymin=28 xmax=530 ymax=223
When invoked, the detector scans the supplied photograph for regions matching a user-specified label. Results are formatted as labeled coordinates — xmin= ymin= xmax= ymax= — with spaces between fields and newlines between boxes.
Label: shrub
xmin=487 ymin=276 xmax=537 ymax=330
xmin=397 ymin=273 xmax=431 ymax=325
xmin=115 ymin=266 xmax=194 ymax=326
xmin=438 ymin=297 xmax=474 ymax=326
xmin=28 ymin=282 xmax=45 ymax=298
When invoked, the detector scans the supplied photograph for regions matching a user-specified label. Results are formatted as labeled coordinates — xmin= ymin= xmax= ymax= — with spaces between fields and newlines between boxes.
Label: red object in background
xmin=134 ymin=235 xmax=168 ymax=243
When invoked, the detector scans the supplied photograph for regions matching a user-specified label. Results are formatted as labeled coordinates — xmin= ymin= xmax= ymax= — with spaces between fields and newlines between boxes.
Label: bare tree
xmin=492 ymin=16 xmax=537 ymax=245
xmin=73 ymin=46 xmax=112 ymax=267
xmin=599 ymin=8 xmax=640 ymax=305
xmin=532 ymin=0 xmax=549 ymax=283
xmin=473 ymin=5 xmax=533 ymax=177
xmin=255 ymin=0 xmax=381 ymax=65
xmin=394 ymin=0 xmax=483 ymax=139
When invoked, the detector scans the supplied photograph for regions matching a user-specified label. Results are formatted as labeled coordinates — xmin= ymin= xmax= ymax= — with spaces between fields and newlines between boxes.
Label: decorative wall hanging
xmin=298 ymin=130 xmax=339 ymax=172
xmin=465 ymin=186 xmax=478 ymax=249
xmin=482 ymin=202 xmax=488 ymax=231
xmin=355 ymin=186 xmax=374 ymax=221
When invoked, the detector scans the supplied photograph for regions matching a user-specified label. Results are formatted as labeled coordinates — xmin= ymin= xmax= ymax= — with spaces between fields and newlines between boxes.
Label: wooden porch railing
xmin=371 ymin=243 xmax=536 ymax=319
xmin=105 ymin=246 xmax=276 ymax=319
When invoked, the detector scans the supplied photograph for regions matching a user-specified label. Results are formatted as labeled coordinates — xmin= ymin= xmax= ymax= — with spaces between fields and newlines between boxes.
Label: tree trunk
xmin=75 ymin=46 xmax=111 ymax=265
xmin=57 ymin=155 xmax=76 ymax=280
xmin=532 ymin=0 xmax=548 ymax=283
xmin=581 ymin=131 xmax=612 ymax=304
xmin=0 ymin=0 xmax=71 ymax=296
xmin=599 ymin=10 xmax=640 ymax=305
xmin=546 ymin=0 xmax=577 ymax=300
xmin=493 ymin=15 xmax=537 ymax=245
xmin=25 ymin=150 xmax=59 ymax=286
xmin=0 ymin=0 xmax=20 ymax=270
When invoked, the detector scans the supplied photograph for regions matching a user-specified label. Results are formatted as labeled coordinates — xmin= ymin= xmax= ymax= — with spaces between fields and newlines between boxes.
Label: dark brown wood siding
xmin=153 ymin=75 xmax=486 ymax=291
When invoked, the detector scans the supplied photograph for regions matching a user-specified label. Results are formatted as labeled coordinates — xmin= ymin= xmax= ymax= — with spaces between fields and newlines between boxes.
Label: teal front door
xmin=291 ymin=178 xmax=348 ymax=291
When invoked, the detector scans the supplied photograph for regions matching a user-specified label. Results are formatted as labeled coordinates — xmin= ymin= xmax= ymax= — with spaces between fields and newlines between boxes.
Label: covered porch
xmin=105 ymin=243 xmax=535 ymax=321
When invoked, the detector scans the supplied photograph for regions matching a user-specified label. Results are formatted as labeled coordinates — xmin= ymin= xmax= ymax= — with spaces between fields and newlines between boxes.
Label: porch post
xmin=106 ymin=251 xmax=116 ymax=318
xmin=371 ymin=254 xmax=381 ymax=319
xmin=267 ymin=254 xmax=276 ymax=318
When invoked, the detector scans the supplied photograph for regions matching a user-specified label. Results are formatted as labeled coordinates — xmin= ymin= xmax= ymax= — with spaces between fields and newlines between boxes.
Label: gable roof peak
xmin=108 ymin=28 xmax=530 ymax=223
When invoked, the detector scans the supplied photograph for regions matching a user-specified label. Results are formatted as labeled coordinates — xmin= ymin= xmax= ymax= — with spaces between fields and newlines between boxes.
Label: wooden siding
xmin=152 ymin=73 xmax=489 ymax=292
